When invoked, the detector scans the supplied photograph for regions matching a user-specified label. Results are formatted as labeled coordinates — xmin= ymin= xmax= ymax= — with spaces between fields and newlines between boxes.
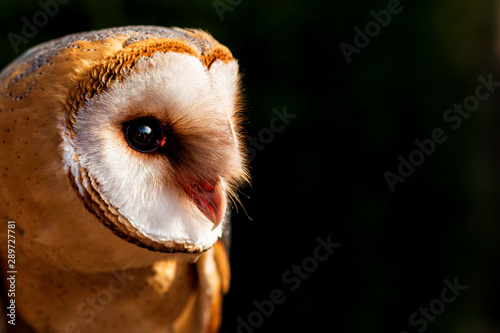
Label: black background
xmin=1 ymin=0 xmax=499 ymax=332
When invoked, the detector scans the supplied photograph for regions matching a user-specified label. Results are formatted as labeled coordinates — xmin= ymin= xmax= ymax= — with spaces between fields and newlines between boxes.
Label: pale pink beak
xmin=178 ymin=180 xmax=227 ymax=230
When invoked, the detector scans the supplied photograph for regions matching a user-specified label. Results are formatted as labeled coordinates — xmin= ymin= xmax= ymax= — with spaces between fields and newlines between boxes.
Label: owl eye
xmin=124 ymin=117 xmax=164 ymax=153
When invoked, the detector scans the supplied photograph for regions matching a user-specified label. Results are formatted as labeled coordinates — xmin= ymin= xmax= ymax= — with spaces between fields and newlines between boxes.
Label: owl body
xmin=0 ymin=26 xmax=245 ymax=332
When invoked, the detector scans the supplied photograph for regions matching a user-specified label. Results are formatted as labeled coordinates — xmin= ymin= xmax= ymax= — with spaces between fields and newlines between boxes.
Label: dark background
xmin=1 ymin=0 xmax=499 ymax=332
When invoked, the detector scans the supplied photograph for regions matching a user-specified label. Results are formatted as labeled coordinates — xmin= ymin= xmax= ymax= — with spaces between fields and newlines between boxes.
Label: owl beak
xmin=179 ymin=180 xmax=227 ymax=230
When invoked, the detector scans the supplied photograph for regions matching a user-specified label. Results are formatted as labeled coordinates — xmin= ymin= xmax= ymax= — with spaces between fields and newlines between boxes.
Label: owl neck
xmin=3 ymin=242 xmax=217 ymax=332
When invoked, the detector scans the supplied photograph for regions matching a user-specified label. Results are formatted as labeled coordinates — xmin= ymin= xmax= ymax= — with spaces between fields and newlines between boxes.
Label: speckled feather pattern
xmin=0 ymin=26 xmax=241 ymax=333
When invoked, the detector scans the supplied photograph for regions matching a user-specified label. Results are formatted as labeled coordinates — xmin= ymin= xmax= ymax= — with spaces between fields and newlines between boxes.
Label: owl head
xmin=0 ymin=26 xmax=248 ymax=266
xmin=62 ymin=27 xmax=248 ymax=255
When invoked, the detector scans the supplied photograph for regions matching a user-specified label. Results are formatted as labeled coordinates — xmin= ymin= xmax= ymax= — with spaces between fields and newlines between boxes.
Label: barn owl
xmin=0 ymin=26 xmax=248 ymax=332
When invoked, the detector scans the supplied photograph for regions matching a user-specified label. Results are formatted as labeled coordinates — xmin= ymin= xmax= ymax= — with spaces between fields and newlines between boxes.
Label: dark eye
xmin=124 ymin=117 xmax=164 ymax=153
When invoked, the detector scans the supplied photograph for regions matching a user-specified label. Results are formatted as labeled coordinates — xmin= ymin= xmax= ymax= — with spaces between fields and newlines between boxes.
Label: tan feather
xmin=0 ymin=26 xmax=248 ymax=332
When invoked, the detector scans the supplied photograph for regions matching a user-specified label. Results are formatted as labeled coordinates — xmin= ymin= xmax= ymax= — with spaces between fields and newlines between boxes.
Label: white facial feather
xmin=62 ymin=52 xmax=241 ymax=251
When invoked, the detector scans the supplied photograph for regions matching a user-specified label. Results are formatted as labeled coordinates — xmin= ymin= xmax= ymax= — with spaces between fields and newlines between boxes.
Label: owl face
xmin=56 ymin=30 xmax=247 ymax=254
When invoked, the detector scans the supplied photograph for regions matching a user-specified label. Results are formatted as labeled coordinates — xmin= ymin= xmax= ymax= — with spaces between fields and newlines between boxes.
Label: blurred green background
xmin=1 ymin=0 xmax=499 ymax=332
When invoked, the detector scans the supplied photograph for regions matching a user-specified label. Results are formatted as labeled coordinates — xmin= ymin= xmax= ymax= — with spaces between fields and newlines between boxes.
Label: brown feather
xmin=0 ymin=26 xmax=247 ymax=332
